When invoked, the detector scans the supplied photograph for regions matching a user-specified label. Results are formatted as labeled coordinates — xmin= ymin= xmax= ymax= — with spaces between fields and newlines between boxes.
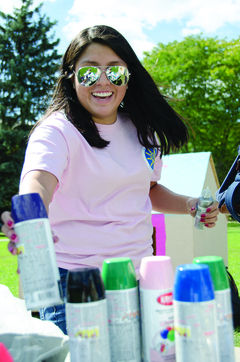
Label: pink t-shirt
xmin=21 ymin=111 xmax=162 ymax=278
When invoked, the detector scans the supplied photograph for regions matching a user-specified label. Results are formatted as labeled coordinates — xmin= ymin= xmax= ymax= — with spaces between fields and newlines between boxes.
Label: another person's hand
xmin=219 ymin=204 xmax=229 ymax=214
xmin=187 ymin=198 xmax=219 ymax=228
xmin=219 ymin=203 xmax=240 ymax=215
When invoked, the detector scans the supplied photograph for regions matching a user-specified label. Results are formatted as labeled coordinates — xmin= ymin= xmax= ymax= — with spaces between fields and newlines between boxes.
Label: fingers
xmin=188 ymin=199 xmax=219 ymax=228
xmin=1 ymin=211 xmax=14 ymax=228
xmin=200 ymin=201 xmax=219 ymax=228
xmin=1 ymin=211 xmax=19 ymax=257
xmin=219 ymin=204 xmax=230 ymax=214
xmin=1 ymin=223 xmax=18 ymax=242
xmin=1 ymin=211 xmax=19 ymax=242
xmin=8 ymin=241 xmax=18 ymax=255
xmin=187 ymin=197 xmax=198 ymax=217
xmin=52 ymin=230 xmax=59 ymax=243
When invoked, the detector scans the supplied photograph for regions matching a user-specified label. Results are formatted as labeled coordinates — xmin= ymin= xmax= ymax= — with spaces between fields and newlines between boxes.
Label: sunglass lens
xmin=106 ymin=66 xmax=129 ymax=86
xmin=77 ymin=67 xmax=100 ymax=87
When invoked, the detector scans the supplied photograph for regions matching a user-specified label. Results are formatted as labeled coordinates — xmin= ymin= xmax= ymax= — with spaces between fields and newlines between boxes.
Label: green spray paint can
xmin=193 ymin=256 xmax=235 ymax=362
xmin=102 ymin=257 xmax=141 ymax=362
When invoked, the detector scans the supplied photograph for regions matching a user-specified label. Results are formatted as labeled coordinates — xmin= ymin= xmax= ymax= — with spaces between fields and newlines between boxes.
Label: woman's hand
xmin=187 ymin=198 xmax=219 ymax=228
xmin=1 ymin=210 xmax=59 ymax=257
xmin=1 ymin=211 xmax=18 ymax=255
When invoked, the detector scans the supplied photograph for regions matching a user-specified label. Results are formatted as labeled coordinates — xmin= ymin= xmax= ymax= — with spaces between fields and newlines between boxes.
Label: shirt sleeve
xmin=20 ymin=122 xmax=69 ymax=183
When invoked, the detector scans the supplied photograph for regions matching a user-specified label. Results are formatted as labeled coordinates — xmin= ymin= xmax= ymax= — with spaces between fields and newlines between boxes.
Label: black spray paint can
xmin=66 ymin=267 xmax=111 ymax=362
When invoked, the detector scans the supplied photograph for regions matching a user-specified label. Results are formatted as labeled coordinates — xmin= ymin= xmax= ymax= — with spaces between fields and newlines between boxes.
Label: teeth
xmin=92 ymin=92 xmax=113 ymax=97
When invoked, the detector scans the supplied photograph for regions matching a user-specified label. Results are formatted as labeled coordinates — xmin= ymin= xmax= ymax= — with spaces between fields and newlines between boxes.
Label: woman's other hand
xmin=187 ymin=198 xmax=219 ymax=228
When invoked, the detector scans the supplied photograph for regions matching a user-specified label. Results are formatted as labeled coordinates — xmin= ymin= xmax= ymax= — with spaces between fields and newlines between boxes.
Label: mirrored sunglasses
xmin=74 ymin=65 xmax=130 ymax=87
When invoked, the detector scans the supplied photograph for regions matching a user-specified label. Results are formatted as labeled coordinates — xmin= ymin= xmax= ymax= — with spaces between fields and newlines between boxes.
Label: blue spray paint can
xmin=11 ymin=193 xmax=62 ymax=310
xmin=173 ymin=264 xmax=220 ymax=362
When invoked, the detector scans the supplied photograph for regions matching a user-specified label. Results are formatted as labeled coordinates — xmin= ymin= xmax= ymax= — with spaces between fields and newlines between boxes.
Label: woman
xmin=1 ymin=25 xmax=219 ymax=334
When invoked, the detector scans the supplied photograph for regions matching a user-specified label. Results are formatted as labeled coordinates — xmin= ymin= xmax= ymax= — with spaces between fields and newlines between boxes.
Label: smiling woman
xmin=72 ymin=43 xmax=128 ymax=125
xmin=1 ymin=25 xmax=219 ymax=335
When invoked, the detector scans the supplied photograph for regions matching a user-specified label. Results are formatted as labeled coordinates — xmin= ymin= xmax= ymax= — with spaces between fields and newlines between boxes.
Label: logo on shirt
xmin=143 ymin=147 xmax=157 ymax=172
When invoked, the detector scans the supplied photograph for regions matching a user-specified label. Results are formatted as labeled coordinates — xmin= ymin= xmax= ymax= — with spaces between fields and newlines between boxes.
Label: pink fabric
xmin=21 ymin=111 xmax=162 ymax=278
xmin=151 ymin=214 xmax=166 ymax=256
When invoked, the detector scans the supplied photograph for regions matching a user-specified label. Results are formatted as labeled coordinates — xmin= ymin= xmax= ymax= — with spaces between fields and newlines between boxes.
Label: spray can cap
xmin=102 ymin=257 xmax=137 ymax=290
xmin=193 ymin=256 xmax=229 ymax=291
xmin=11 ymin=193 xmax=48 ymax=223
xmin=140 ymin=256 xmax=174 ymax=290
xmin=66 ymin=267 xmax=105 ymax=303
xmin=174 ymin=264 xmax=215 ymax=302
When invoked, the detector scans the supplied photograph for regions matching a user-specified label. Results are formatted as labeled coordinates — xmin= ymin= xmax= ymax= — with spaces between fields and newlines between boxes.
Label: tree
xmin=142 ymin=35 xmax=240 ymax=183
xmin=0 ymin=0 xmax=62 ymax=129
xmin=0 ymin=129 xmax=29 ymax=213
xmin=0 ymin=0 xmax=62 ymax=213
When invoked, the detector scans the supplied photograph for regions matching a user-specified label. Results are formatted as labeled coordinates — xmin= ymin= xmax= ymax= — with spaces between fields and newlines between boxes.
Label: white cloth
xmin=0 ymin=284 xmax=69 ymax=362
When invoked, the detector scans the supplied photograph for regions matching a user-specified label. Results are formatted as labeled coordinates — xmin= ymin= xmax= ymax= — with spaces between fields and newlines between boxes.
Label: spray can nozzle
xmin=202 ymin=187 xmax=212 ymax=199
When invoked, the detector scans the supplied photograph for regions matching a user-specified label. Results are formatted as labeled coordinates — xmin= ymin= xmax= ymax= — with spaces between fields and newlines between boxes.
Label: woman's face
xmin=73 ymin=43 xmax=128 ymax=125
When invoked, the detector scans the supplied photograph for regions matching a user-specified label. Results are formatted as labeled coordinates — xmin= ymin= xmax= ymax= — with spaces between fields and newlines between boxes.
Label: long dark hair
xmin=31 ymin=25 xmax=189 ymax=155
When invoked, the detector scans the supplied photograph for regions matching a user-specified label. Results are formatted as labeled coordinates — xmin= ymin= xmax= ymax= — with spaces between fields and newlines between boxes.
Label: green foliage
xmin=143 ymin=35 xmax=240 ymax=183
xmin=0 ymin=126 xmax=30 ymax=214
xmin=0 ymin=0 xmax=62 ymax=212
xmin=0 ymin=0 xmax=62 ymax=129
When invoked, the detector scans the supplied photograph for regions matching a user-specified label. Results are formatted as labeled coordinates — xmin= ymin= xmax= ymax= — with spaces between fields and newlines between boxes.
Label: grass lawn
xmin=1 ymin=224 xmax=240 ymax=345
xmin=0 ymin=233 xmax=18 ymax=297
xmin=227 ymin=222 xmax=240 ymax=289
xmin=227 ymin=222 xmax=240 ymax=346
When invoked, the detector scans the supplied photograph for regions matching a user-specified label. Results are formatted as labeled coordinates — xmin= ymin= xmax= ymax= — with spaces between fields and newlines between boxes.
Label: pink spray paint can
xmin=140 ymin=256 xmax=175 ymax=362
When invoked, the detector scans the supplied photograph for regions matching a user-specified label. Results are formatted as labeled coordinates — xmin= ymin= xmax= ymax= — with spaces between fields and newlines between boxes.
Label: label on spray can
xmin=215 ymin=289 xmax=235 ymax=362
xmin=174 ymin=300 xmax=219 ymax=362
xmin=140 ymin=288 xmax=175 ymax=362
xmin=14 ymin=219 xmax=62 ymax=310
xmin=105 ymin=287 xmax=141 ymax=362
xmin=193 ymin=256 xmax=235 ymax=362
xmin=66 ymin=299 xmax=110 ymax=362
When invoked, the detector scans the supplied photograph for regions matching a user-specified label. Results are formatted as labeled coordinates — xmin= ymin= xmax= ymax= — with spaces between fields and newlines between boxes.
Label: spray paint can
xmin=139 ymin=256 xmax=175 ymax=362
xmin=65 ymin=267 xmax=111 ymax=362
xmin=11 ymin=193 xmax=62 ymax=310
xmin=194 ymin=187 xmax=214 ymax=230
xmin=193 ymin=256 xmax=235 ymax=362
xmin=173 ymin=264 xmax=220 ymax=362
xmin=102 ymin=257 xmax=141 ymax=362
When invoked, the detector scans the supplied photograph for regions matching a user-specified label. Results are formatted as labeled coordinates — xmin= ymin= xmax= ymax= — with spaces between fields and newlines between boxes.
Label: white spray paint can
xmin=140 ymin=256 xmax=175 ymax=362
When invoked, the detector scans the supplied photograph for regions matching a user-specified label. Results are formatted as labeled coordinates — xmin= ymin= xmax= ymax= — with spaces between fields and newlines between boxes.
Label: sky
xmin=0 ymin=0 xmax=240 ymax=59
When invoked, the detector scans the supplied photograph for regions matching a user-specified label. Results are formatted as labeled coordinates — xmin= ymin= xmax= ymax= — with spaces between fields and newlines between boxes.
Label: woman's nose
xmin=97 ymin=70 xmax=111 ymax=85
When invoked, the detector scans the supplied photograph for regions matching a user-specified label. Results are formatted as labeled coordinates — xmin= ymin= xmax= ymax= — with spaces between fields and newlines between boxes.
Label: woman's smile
xmin=91 ymin=91 xmax=113 ymax=100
